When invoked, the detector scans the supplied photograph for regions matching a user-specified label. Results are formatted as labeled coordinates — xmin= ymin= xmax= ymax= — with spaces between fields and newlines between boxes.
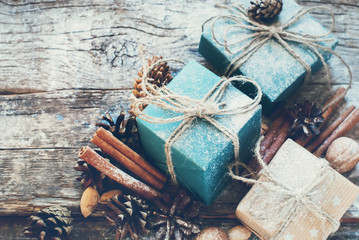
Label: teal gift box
xmin=136 ymin=60 xmax=261 ymax=205
xmin=199 ymin=0 xmax=338 ymax=113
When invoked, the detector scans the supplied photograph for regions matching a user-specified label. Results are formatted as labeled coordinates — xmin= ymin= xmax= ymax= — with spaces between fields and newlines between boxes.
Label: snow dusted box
xmin=199 ymin=0 xmax=338 ymax=113
xmin=136 ymin=60 xmax=261 ymax=205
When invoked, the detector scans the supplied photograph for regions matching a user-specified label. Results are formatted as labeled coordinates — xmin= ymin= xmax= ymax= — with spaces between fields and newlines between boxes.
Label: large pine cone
xmin=133 ymin=56 xmax=173 ymax=99
xmin=105 ymin=194 xmax=151 ymax=240
xmin=248 ymin=0 xmax=283 ymax=21
xmin=149 ymin=189 xmax=201 ymax=240
xmin=23 ymin=206 xmax=72 ymax=240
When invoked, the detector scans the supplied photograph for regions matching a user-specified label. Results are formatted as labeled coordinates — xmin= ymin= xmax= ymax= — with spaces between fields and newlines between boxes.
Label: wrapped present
xmin=236 ymin=139 xmax=359 ymax=240
xmin=199 ymin=0 xmax=338 ymax=113
xmin=135 ymin=60 xmax=262 ymax=205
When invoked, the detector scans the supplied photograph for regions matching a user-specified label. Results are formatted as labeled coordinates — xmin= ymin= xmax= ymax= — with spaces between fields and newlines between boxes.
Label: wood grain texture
xmin=0 ymin=0 xmax=359 ymax=239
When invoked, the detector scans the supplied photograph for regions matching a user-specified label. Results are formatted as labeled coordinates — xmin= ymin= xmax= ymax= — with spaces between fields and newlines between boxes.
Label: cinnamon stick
xmin=260 ymin=110 xmax=286 ymax=156
xmin=262 ymin=119 xmax=291 ymax=165
xmin=314 ymin=108 xmax=359 ymax=157
xmin=248 ymin=109 xmax=287 ymax=172
xmin=341 ymin=218 xmax=359 ymax=223
xmin=95 ymin=128 xmax=166 ymax=183
xmin=306 ymin=106 xmax=355 ymax=152
xmin=78 ymin=146 xmax=168 ymax=203
xmin=295 ymin=87 xmax=346 ymax=147
xmin=91 ymin=135 xmax=164 ymax=190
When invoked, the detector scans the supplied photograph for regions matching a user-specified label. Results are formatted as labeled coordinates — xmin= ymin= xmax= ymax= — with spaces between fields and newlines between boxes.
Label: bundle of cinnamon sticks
xmin=78 ymin=128 xmax=171 ymax=208
xmin=91 ymin=128 xmax=166 ymax=190
xmin=252 ymin=87 xmax=359 ymax=172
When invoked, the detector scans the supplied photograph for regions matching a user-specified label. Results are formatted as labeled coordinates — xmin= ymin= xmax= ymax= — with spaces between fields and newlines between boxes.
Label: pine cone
xmin=75 ymin=157 xmax=106 ymax=192
xmin=105 ymin=194 xmax=151 ymax=240
xmin=24 ymin=206 xmax=72 ymax=240
xmin=95 ymin=111 xmax=140 ymax=150
xmin=248 ymin=0 xmax=283 ymax=21
xmin=149 ymin=189 xmax=201 ymax=240
xmin=288 ymin=100 xmax=325 ymax=136
xmin=133 ymin=56 xmax=173 ymax=100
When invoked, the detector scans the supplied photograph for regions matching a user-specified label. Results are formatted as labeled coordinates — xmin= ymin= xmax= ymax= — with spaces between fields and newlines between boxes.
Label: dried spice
xmin=288 ymin=100 xmax=324 ymax=136
xmin=133 ymin=55 xmax=173 ymax=99
xmin=105 ymin=194 xmax=151 ymax=240
xmin=149 ymin=189 xmax=201 ymax=240
xmin=24 ymin=206 xmax=72 ymax=240
xmin=95 ymin=111 xmax=140 ymax=150
xmin=248 ymin=0 xmax=283 ymax=21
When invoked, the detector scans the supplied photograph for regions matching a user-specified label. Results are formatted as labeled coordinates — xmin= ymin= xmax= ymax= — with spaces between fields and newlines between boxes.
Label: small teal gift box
xmin=199 ymin=0 xmax=338 ymax=113
xmin=136 ymin=60 xmax=261 ymax=205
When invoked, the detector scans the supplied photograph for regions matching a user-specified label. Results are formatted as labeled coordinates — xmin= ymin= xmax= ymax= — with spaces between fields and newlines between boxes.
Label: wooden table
xmin=1 ymin=0 xmax=358 ymax=239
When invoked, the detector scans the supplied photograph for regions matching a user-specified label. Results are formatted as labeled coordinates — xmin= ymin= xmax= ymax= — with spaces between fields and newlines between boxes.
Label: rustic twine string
xmin=204 ymin=4 xmax=352 ymax=112
xmin=229 ymin=139 xmax=340 ymax=239
xmin=131 ymin=58 xmax=262 ymax=184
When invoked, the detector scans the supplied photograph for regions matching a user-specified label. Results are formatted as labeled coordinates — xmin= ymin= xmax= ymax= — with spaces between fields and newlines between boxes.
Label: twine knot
xmin=265 ymin=25 xmax=282 ymax=37
xmin=192 ymin=101 xmax=221 ymax=118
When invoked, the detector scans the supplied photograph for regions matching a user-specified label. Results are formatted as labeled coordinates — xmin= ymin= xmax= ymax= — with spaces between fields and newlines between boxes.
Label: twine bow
xmin=229 ymin=139 xmax=340 ymax=239
xmin=205 ymin=4 xmax=352 ymax=112
xmin=131 ymin=58 xmax=262 ymax=184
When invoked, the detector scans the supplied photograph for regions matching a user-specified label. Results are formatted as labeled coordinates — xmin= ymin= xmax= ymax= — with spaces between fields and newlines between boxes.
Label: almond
xmin=80 ymin=187 xmax=100 ymax=218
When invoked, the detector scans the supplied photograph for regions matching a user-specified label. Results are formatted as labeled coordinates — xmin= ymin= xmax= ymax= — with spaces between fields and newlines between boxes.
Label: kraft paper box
xmin=236 ymin=139 xmax=359 ymax=240
xmin=199 ymin=0 xmax=338 ymax=113
xmin=136 ymin=60 xmax=261 ymax=205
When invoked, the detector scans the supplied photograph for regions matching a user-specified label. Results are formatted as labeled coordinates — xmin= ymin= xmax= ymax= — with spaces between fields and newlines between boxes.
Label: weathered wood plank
xmin=0 ymin=0 xmax=358 ymax=93
xmin=0 ymin=90 xmax=130 ymax=149
xmin=1 ymin=216 xmax=359 ymax=240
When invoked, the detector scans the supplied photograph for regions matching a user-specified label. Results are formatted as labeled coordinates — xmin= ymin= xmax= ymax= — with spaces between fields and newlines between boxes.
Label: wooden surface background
xmin=0 ymin=0 xmax=358 ymax=239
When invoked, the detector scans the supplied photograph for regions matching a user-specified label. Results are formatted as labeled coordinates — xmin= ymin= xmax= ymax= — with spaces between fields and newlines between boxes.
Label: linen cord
xmin=205 ymin=4 xmax=352 ymax=112
xmin=131 ymin=59 xmax=262 ymax=184
xmin=229 ymin=139 xmax=340 ymax=239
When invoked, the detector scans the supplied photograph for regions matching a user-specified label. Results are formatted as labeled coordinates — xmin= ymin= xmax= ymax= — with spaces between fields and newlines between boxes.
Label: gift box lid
xmin=236 ymin=139 xmax=359 ymax=240
xmin=136 ymin=60 xmax=261 ymax=204
xmin=200 ymin=0 xmax=338 ymax=112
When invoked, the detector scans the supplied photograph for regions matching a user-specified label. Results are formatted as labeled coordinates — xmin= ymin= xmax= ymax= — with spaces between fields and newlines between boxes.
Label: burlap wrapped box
xmin=236 ymin=139 xmax=359 ymax=240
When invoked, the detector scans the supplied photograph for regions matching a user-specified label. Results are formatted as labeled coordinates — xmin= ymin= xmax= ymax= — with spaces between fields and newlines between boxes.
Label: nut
xmin=228 ymin=225 xmax=252 ymax=240
xmin=326 ymin=137 xmax=359 ymax=173
xmin=99 ymin=189 xmax=122 ymax=204
xmin=80 ymin=186 xmax=100 ymax=218
xmin=196 ymin=227 xmax=228 ymax=240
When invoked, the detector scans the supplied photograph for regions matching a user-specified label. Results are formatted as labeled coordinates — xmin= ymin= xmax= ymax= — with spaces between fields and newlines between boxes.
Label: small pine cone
xmin=95 ymin=111 xmax=140 ymax=150
xmin=288 ymin=100 xmax=325 ymax=136
xmin=74 ymin=156 xmax=106 ymax=192
xmin=24 ymin=206 xmax=72 ymax=240
xmin=132 ymin=56 xmax=173 ymax=99
xmin=248 ymin=0 xmax=283 ymax=21
xmin=105 ymin=194 xmax=151 ymax=240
